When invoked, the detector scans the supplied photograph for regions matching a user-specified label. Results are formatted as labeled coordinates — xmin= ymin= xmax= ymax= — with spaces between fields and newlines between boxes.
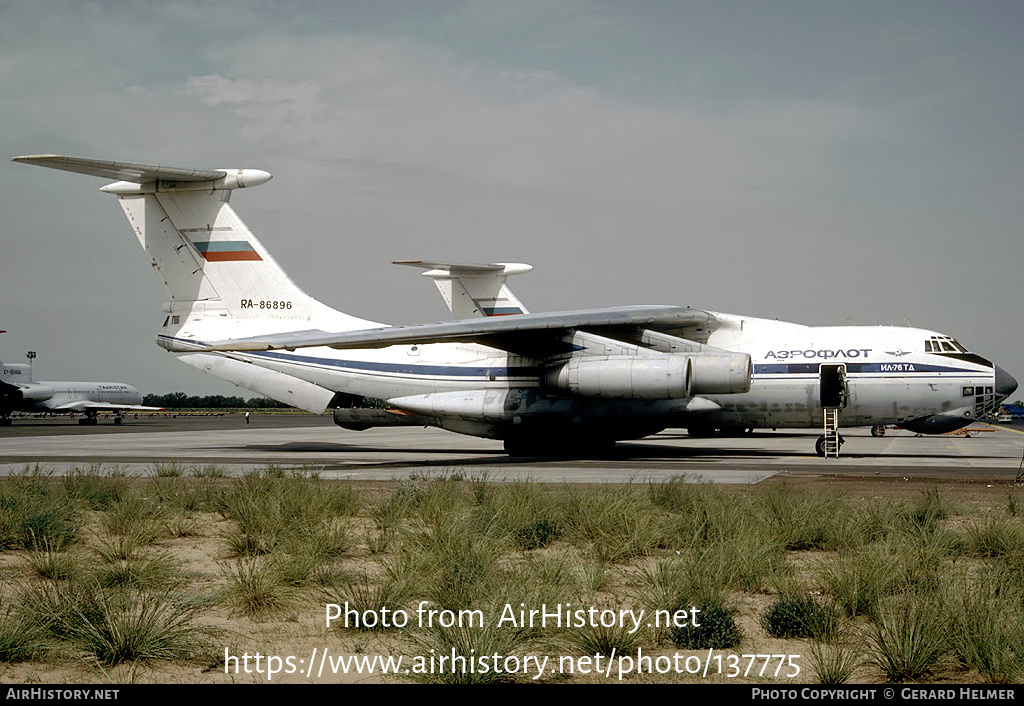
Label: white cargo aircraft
xmin=1 ymin=357 xmax=158 ymax=425
xmin=13 ymin=155 xmax=1018 ymax=455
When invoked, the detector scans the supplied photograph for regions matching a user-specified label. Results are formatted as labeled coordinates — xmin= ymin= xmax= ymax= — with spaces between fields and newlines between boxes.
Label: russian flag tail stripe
xmin=191 ymin=240 xmax=263 ymax=261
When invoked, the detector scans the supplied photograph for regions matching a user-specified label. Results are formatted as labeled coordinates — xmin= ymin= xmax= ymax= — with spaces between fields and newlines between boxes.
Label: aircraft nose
xmin=995 ymin=365 xmax=1018 ymax=399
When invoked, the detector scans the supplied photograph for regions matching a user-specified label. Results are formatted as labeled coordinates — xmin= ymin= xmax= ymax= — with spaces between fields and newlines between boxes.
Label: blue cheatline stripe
xmin=256 ymin=350 xmax=538 ymax=378
xmin=755 ymin=362 xmax=987 ymax=375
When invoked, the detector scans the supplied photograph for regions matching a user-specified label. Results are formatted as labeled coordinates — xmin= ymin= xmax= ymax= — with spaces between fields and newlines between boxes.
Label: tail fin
xmin=393 ymin=261 xmax=531 ymax=319
xmin=12 ymin=156 xmax=376 ymax=337
xmin=1 ymin=363 xmax=31 ymax=384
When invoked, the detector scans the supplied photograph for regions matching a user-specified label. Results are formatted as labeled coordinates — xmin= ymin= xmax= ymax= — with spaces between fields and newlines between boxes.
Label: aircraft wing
xmin=50 ymin=401 xmax=163 ymax=412
xmin=200 ymin=305 xmax=715 ymax=355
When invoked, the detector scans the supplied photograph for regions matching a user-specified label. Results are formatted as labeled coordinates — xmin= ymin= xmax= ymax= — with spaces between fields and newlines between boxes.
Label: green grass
xmin=0 ymin=613 xmax=48 ymax=663
xmin=761 ymin=595 xmax=840 ymax=641
xmin=948 ymin=572 xmax=1024 ymax=684
xmin=669 ymin=603 xmax=742 ymax=649
xmin=807 ymin=639 xmax=862 ymax=684
xmin=867 ymin=593 xmax=949 ymax=683
xmin=65 ymin=589 xmax=215 ymax=666
xmin=220 ymin=557 xmax=298 ymax=619
xmin=4 ymin=469 xmax=1024 ymax=682
xmin=404 ymin=617 xmax=534 ymax=684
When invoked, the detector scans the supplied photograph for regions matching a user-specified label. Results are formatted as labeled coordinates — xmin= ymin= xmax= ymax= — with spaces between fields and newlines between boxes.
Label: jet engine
xmin=689 ymin=353 xmax=752 ymax=395
xmin=14 ymin=384 xmax=55 ymax=401
xmin=547 ymin=352 xmax=751 ymax=400
xmin=547 ymin=355 xmax=692 ymax=399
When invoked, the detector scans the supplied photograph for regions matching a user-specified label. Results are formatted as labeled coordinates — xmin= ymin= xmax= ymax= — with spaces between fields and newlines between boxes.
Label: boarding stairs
xmin=819 ymin=364 xmax=848 ymax=459
xmin=822 ymin=407 xmax=841 ymax=458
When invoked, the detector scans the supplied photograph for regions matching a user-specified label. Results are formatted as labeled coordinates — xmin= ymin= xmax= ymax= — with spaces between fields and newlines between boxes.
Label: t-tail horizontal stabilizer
xmin=393 ymin=260 xmax=532 ymax=318
xmin=11 ymin=155 xmax=270 ymax=190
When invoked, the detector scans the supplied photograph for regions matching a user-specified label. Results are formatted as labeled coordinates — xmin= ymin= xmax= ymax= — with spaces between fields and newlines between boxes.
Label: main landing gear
xmin=78 ymin=412 xmax=124 ymax=425
xmin=814 ymin=434 xmax=845 ymax=458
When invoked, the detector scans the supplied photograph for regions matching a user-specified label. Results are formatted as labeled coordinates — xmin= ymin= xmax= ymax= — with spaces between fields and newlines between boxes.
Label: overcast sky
xmin=1 ymin=0 xmax=1021 ymax=397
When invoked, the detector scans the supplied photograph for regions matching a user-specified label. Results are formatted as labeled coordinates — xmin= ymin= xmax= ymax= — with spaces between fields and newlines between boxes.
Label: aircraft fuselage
xmin=1 ymin=381 xmax=144 ymax=415
xmin=158 ymin=311 xmax=1007 ymax=441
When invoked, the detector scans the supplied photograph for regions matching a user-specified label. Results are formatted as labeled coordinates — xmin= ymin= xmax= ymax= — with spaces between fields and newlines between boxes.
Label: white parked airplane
xmin=13 ymin=155 xmax=1018 ymax=455
xmin=1 ymin=357 xmax=159 ymax=425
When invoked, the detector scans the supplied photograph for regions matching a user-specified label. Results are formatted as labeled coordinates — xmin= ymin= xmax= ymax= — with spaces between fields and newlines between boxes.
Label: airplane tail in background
xmin=393 ymin=260 xmax=531 ymax=318
xmin=0 ymin=362 xmax=32 ymax=384
xmin=11 ymin=156 xmax=377 ymax=336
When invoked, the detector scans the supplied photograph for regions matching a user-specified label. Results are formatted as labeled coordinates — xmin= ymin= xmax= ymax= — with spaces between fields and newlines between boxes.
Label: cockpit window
xmin=925 ymin=336 xmax=970 ymax=354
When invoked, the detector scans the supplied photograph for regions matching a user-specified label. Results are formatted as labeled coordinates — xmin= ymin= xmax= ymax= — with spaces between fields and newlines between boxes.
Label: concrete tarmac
xmin=0 ymin=413 xmax=1022 ymax=484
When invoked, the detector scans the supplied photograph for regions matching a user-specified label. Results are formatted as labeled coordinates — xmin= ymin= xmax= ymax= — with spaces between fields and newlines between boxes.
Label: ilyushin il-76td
xmin=13 ymin=155 xmax=1018 ymax=456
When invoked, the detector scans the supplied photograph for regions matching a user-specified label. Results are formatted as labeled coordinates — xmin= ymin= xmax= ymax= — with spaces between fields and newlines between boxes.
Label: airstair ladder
xmin=822 ymin=407 xmax=841 ymax=458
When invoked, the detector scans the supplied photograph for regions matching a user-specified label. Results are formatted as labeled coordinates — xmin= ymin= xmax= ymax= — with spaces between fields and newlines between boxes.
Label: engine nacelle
xmin=547 ymin=355 xmax=693 ymax=400
xmin=690 ymin=353 xmax=752 ymax=395
xmin=17 ymin=384 xmax=55 ymax=401
xmin=547 ymin=352 xmax=752 ymax=400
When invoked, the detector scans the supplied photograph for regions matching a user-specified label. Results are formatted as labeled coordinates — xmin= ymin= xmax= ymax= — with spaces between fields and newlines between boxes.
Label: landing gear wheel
xmin=815 ymin=436 xmax=826 ymax=457
xmin=815 ymin=435 xmax=846 ymax=457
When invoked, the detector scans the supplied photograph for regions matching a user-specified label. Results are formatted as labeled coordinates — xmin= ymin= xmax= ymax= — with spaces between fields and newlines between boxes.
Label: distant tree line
xmin=142 ymin=392 xmax=295 ymax=409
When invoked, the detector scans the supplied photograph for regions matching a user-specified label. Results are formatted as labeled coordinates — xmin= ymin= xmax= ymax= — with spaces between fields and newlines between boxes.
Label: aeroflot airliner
xmin=13 ymin=155 xmax=1017 ymax=455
